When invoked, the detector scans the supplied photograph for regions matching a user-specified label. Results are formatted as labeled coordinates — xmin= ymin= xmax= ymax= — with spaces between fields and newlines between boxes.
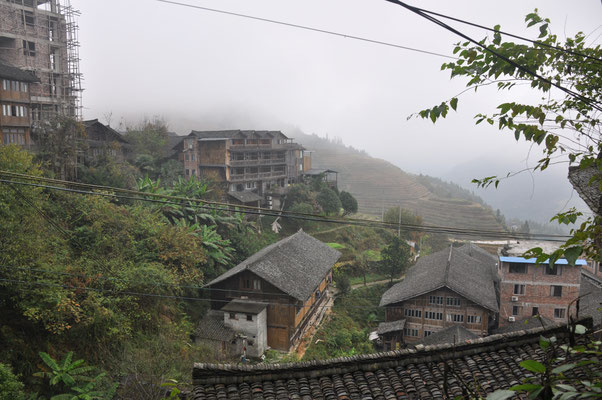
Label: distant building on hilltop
xmin=0 ymin=61 xmax=38 ymax=146
xmin=173 ymin=130 xmax=310 ymax=206
xmin=0 ymin=0 xmax=82 ymax=122
xmin=379 ymin=244 xmax=499 ymax=350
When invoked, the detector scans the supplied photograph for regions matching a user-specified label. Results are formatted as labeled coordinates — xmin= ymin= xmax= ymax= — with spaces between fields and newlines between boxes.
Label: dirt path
xmin=350 ymin=277 xmax=403 ymax=290
xmin=311 ymin=225 xmax=350 ymax=236
xmin=293 ymin=293 xmax=334 ymax=359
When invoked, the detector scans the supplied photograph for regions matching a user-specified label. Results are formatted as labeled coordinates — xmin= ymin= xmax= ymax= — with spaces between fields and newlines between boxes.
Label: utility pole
xmin=398 ymin=204 xmax=402 ymax=237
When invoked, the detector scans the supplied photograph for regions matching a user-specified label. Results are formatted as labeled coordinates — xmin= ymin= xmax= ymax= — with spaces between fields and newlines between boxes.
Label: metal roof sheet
xmin=499 ymin=256 xmax=587 ymax=265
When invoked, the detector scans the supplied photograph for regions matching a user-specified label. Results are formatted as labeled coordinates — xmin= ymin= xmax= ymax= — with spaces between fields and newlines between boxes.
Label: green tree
xmin=383 ymin=207 xmax=424 ymax=242
xmin=317 ymin=187 xmax=342 ymax=215
xmin=284 ymin=184 xmax=315 ymax=211
xmin=0 ymin=363 xmax=25 ymax=400
xmin=124 ymin=117 xmax=169 ymax=160
xmin=380 ymin=236 xmax=411 ymax=283
xmin=339 ymin=191 xmax=358 ymax=216
xmin=283 ymin=202 xmax=315 ymax=232
xmin=415 ymin=10 xmax=601 ymax=263
xmin=33 ymin=116 xmax=86 ymax=180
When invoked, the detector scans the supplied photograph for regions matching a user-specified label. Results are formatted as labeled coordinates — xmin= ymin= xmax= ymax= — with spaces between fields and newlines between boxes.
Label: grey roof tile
xmin=380 ymin=246 xmax=499 ymax=311
xmin=192 ymin=319 xmax=595 ymax=399
xmin=377 ymin=320 xmax=406 ymax=335
xmin=206 ymin=231 xmax=341 ymax=302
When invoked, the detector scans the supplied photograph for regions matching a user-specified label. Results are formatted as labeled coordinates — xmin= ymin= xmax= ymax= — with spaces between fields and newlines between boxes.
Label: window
xmin=424 ymin=330 xmax=433 ymax=337
xmin=22 ymin=10 xmax=35 ymax=27
xmin=512 ymin=306 xmax=522 ymax=316
xmin=229 ymin=313 xmax=236 ymax=320
xmin=2 ymin=80 xmax=7 ymax=91
xmin=247 ymin=340 xmax=254 ymax=346
xmin=246 ymin=314 xmax=253 ymax=321
xmin=404 ymin=309 xmax=422 ymax=318
xmin=425 ymin=311 xmax=443 ymax=320
xmin=447 ymin=313 xmax=464 ymax=323
xmin=242 ymin=279 xmax=251 ymax=289
xmin=22 ymin=40 xmax=36 ymax=57
xmin=429 ymin=295 xmax=443 ymax=305
xmin=509 ymin=263 xmax=528 ymax=274
xmin=532 ymin=307 xmax=539 ymax=316
xmin=467 ymin=315 xmax=481 ymax=324
xmin=446 ymin=297 xmax=461 ymax=307
xmin=246 ymin=182 xmax=255 ymax=189
xmin=544 ymin=265 xmax=561 ymax=276
xmin=252 ymin=279 xmax=261 ymax=290
xmin=551 ymin=285 xmax=562 ymax=297
xmin=554 ymin=308 xmax=566 ymax=319
xmin=191 ymin=169 xmax=196 ymax=176
xmin=185 ymin=153 xmax=189 ymax=161
xmin=403 ymin=328 xmax=419 ymax=337
xmin=513 ymin=284 xmax=526 ymax=295
xmin=2 ymin=129 xmax=26 ymax=145
xmin=185 ymin=169 xmax=189 ymax=176
xmin=190 ymin=153 xmax=195 ymax=161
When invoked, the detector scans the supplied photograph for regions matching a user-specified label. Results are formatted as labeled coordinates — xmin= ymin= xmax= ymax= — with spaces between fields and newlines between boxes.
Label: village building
xmin=82 ymin=119 xmax=130 ymax=164
xmin=199 ymin=231 xmax=341 ymax=354
xmin=192 ymin=319 xmax=593 ymax=399
xmin=497 ymin=241 xmax=586 ymax=327
xmin=379 ymin=245 xmax=499 ymax=349
xmin=0 ymin=61 xmax=37 ymax=146
xmin=0 ymin=0 xmax=82 ymax=121
xmin=173 ymin=130 xmax=309 ymax=207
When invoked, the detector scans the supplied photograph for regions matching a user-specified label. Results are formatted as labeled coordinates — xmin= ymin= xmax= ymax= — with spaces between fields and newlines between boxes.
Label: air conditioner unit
xmin=511 ymin=296 xmax=519 ymax=302
xmin=508 ymin=316 xmax=516 ymax=322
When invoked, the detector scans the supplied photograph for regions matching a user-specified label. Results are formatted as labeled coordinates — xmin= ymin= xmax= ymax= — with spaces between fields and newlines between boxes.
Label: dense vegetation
xmin=0 ymin=145 xmax=278 ymax=398
xmin=302 ymin=284 xmax=386 ymax=360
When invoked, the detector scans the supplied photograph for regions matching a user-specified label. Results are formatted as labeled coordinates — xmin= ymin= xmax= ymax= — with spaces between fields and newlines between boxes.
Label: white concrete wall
xmin=223 ymin=309 xmax=267 ymax=358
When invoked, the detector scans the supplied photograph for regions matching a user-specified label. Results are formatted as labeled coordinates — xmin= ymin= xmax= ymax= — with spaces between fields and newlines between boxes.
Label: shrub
xmin=317 ymin=188 xmax=341 ymax=215
xmin=0 ymin=363 xmax=25 ymax=400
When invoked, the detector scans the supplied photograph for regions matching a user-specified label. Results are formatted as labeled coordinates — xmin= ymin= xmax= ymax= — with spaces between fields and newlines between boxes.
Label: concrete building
xmin=221 ymin=300 xmax=268 ymax=358
xmin=497 ymin=241 xmax=586 ymax=327
xmin=0 ymin=0 xmax=82 ymax=123
xmin=174 ymin=130 xmax=308 ymax=206
xmin=0 ymin=61 xmax=37 ymax=146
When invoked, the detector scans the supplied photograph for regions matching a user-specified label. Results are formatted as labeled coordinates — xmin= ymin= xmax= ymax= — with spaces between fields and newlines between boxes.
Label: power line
xmin=0 ymin=277 xmax=389 ymax=313
xmin=154 ymin=0 xmax=457 ymax=60
xmin=0 ymin=174 xmax=571 ymax=241
xmin=383 ymin=0 xmax=602 ymax=113
xmin=412 ymin=6 xmax=602 ymax=64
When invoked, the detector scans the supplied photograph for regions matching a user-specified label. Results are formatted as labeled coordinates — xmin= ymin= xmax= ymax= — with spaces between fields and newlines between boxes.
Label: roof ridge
xmin=444 ymin=245 xmax=453 ymax=283
xmin=193 ymin=319 xmax=591 ymax=385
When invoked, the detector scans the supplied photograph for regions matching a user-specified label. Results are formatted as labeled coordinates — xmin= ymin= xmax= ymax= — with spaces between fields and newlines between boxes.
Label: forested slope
xmin=295 ymin=132 xmax=504 ymax=232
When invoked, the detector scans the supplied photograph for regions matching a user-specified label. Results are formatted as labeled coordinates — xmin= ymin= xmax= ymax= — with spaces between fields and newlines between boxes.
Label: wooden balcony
xmin=230 ymin=158 xmax=286 ymax=166
xmin=230 ymin=171 xmax=286 ymax=182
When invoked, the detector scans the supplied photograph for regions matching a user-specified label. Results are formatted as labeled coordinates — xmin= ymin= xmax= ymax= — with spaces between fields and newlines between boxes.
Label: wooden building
xmin=0 ymin=62 xmax=38 ymax=147
xmin=173 ymin=130 xmax=308 ymax=206
xmin=82 ymin=119 xmax=131 ymax=164
xmin=379 ymin=244 xmax=499 ymax=349
xmin=205 ymin=231 xmax=341 ymax=351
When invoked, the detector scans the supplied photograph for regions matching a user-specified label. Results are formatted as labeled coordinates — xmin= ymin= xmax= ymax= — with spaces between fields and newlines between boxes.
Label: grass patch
xmin=326 ymin=242 xmax=345 ymax=249
xmin=349 ymin=273 xmax=388 ymax=286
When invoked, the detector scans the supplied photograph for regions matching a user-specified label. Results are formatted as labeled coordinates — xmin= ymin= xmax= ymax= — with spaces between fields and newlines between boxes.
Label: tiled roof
xmin=377 ymin=320 xmax=406 ymax=335
xmin=206 ymin=231 xmax=341 ymax=302
xmin=0 ymin=62 xmax=39 ymax=82
xmin=580 ymin=271 xmax=602 ymax=328
xmin=568 ymin=165 xmax=600 ymax=216
xmin=192 ymin=320 xmax=594 ymax=399
xmin=189 ymin=130 xmax=289 ymax=140
xmin=380 ymin=246 xmax=499 ymax=312
xmin=456 ymin=243 xmax=499 ymax=283
xmin=416 ymin=325 xmax=478 ymax=347
xmin=228 ymin=191 xmax=263 ymax=204
xmin=221 ymin=300 xmax=267 ymax=314
xmin=83 ymin=119 xmax=129 ymax=144
xmin=492 ymin=316 xmax=557 ymax=335
xmin=195 ymin=310 xmax=236 ymax=342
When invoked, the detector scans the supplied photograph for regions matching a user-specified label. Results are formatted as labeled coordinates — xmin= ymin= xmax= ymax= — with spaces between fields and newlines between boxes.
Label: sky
xmin=72 ymin=0 xmax=601 ymax=221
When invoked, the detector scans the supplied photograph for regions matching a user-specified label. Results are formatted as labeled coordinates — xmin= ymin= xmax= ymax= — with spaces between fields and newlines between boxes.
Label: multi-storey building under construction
xmin=0 ymin=0 xmax=82 ymax=123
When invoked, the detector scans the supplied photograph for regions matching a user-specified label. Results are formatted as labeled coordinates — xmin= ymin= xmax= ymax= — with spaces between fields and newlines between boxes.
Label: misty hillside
xmin=293 ymin=132 xmax=504 ymax=232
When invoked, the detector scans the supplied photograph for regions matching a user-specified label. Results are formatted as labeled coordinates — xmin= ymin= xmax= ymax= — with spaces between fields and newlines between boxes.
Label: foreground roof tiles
xmin=193 ymin=321 xmax=593 ymax=399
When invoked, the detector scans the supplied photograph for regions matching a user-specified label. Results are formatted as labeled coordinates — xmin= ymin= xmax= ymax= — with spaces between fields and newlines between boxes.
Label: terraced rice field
xmin=310 ymin=148 xmax=504 ymax=232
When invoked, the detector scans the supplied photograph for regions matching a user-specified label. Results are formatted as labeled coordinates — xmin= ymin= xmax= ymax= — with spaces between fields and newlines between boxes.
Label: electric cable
xmin=383 ymin=0 xmax=602 ymax=113
xmin=154 ymin=0 xmax=457 ymax=60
